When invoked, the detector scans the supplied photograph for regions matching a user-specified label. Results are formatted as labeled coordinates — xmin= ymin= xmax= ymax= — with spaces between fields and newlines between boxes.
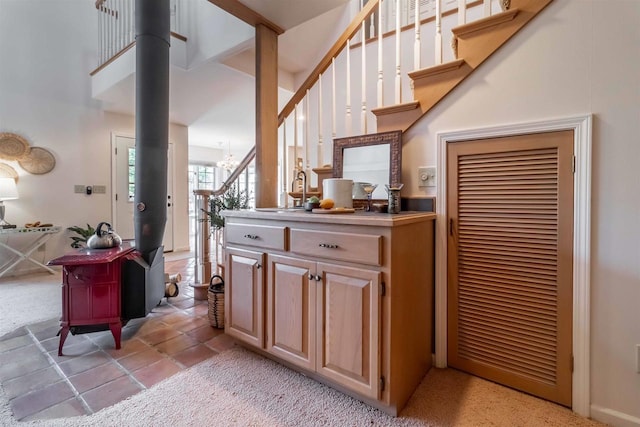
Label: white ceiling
xmin=93 ymin=0 xmax=351 ymax=155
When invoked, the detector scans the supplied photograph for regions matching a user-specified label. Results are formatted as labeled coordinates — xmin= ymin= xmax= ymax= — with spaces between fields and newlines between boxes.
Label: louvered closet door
xmin=447 ymin=131 xmax=574 ymax=407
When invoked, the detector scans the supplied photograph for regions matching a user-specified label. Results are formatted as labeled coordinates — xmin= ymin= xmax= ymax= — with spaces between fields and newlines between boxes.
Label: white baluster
xmin=294 ymin=103 xmax=299 ymax=173
xmin=435 ymin=0 xmax=442 ymax=65
xmin=361 ymin=13 xmax=367 ymax=134
xmin=305 ymin=91 xmax=310 ymax=174
xmin=346 ymin=39 xmax=352 ymax=136
xmin=129 ymin=0 xmax=134 ymax=44
xmin=98 ymin=5 xmax=103 ymax=64
xmin=414 ymin=0 xmax=421 ymax=70
xmin=369 ymin=12 xmax=376 ymax=39
xmin=395 ymin=0 xmax=402 ymax=104
xmin=377 ymin=0 xmax=384 ymax=107
xmin=332 ymin=58 xmax=336 ymax=140
xmin=318 ymin=74 xmax=323 ymax=167
xmin=281 ymin=121 xmax=288 ymax=207
xmin=458 ymin=0 xmax=466 ymax=25
xmin=484 ymin=0 xmax=491 ymax=17
xmin=117 ymin=0 xmax=122 ymax=52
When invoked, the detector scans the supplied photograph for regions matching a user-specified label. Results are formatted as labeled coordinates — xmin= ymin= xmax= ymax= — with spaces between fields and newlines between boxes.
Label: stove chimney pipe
xmin=134 ymin=0 xmax=170 ymax=262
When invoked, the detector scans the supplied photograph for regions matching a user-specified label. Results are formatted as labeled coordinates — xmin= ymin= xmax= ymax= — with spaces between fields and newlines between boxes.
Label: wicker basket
xmin=208 ymin=274 xmax=225 ymax=329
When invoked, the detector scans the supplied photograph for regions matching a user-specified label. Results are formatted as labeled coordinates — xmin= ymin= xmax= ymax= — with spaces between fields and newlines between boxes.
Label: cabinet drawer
xmin=290 ymin=229 xmax=382 ymax=266
xmin=226 ymin=223 xmax=287 ymax=251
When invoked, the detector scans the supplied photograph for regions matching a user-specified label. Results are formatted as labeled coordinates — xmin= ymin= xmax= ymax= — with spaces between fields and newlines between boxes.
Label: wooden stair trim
xmin=207 ymin=0 xmax=284 ymax=35
xmin=409 ymin=59 xmax=466 ymax=81
xmin=452 ymin=8 xmax=519 ymax=37
xmin=372 ymin=101 xmax=420 ymax=117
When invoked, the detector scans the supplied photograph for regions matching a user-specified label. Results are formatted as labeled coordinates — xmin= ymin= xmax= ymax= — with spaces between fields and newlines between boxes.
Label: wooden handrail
xmin=205 ymin=146 xmax=256 ymax=197
xmin=277 ymin=0 xmax=379 ymax=126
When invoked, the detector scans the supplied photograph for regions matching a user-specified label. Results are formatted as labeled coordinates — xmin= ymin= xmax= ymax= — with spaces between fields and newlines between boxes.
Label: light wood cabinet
xmin=316 ymin=262 xmax=380 ymax=399
xmin=225 ymin=247 xmax=265 ymax=348
xmin=224 ymin=210 xmax=435 ymax=416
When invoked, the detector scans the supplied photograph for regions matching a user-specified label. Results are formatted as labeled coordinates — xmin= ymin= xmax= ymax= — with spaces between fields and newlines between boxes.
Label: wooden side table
xmin=48 ymin=243 xmax=136 ymax=356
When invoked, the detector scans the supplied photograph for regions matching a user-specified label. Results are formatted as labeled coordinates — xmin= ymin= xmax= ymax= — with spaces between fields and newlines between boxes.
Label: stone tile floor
xmin=0 ymin=256 xmax=236 ymax=422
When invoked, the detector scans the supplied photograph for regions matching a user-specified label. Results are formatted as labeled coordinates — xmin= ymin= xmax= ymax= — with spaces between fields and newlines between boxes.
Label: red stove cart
xmin=48 ymin=242 xmax=136 ymax=356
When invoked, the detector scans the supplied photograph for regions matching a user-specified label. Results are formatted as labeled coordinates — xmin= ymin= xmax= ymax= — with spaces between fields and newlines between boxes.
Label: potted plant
xmin=67 ymin=224 xmax=96 ymax=248
xmin=202 ymin=183 xmax=250 ymax=229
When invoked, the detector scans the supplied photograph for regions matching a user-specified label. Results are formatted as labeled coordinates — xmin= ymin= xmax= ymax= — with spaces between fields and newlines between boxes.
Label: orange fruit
xmin=319 ymin=198 xmax=335 ymax=209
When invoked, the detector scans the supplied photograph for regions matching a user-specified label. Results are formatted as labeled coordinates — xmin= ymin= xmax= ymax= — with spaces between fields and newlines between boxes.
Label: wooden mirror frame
xmin=332 ymin=130 xmax=402 ymax=187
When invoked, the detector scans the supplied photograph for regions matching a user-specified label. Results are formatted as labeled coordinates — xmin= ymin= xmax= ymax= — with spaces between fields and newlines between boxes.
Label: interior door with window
xmin=447 ymin=130 xmax=574 ymax=407
xmin=113 ymin=135 xmax=174 ymax=252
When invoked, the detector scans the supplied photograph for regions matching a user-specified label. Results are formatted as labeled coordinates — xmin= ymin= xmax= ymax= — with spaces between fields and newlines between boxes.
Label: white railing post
xmin=395 ymin=0 xmax=402 ymax=104
xmin=377 ymin=0 xmax=384 ymax=107
xmin=318 ymin=74 xmax=324 ymax=166
xmin=304 ymin=90 xmax=310 ymax=175
xmin=361 ymin=3 xmax=368 ymax=134
xmin=458 ymin=0 xmax=466 ymax=25
xmin=332 ymin=58 xmax=337 ymax=140
xmin=484 ymin=0 xmax=491 ymax=17
xmin=369 ymin=12 xmax=376 ymax=39
xmin=414 ymin=0 xmax=421 ymax=70
xmin=294 ymin=103 xmax=299 ymax=174
xmin=435 ymin=0 xmax=442 ymax=65
xmin=346 ymin=39 xmax=353 ymax=136
xmin=281 ymin=121 xmax=288 ymax=207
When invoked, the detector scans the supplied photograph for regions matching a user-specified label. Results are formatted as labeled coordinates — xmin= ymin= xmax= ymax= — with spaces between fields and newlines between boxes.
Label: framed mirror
xmin=333 ymin=130 xmax=402 ymax=200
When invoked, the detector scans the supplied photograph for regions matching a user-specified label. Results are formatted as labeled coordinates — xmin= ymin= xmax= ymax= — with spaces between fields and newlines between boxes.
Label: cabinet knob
xmin=256 ymin=264 xmax=262 ymax=269
xmin=315 ymin=274 xmax=322 ymax=281
xmin=308 ymin=273 xmax=314 ymax=280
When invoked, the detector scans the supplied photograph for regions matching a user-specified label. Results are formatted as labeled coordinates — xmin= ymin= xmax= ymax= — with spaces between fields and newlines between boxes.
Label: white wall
xmin=0 ymin=0 xmax=190 ymax=271
xmin=401 ymin=1 xmax=640 ymax=425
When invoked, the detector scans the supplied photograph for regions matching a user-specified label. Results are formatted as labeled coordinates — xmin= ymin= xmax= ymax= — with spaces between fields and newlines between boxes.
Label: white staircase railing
xmin=277 ymin=0 xmax=508 ymax=206
xmin=95 ymin=0 xmax=183 ymax=68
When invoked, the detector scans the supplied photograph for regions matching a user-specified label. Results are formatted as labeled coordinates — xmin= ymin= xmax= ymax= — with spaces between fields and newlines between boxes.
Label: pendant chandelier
xmin=217 ymin=141 xmax=239 ymax=171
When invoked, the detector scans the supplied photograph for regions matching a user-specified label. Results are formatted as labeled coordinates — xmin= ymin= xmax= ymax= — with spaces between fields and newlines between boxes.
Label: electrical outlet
xmin=418 ymin=166 xmax=436 ymax=187
xmin=74 ymin=185 xmax=85 ymax=194
xmin=93 ymin=185 xmax=106 ymax=194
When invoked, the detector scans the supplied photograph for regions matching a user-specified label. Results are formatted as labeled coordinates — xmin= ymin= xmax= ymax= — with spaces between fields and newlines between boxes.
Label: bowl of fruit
xmin=304 ymin=196 xmax=321 ymax=211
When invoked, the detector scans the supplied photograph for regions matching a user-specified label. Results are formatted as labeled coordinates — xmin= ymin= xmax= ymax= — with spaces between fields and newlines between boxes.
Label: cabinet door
xmin=225 ymin=247 xmax=265 ymax=347
xmin=316 ymin=262 xmax=381 ymax=399
xmin=266 ymin=254 xmax=316 ymax=371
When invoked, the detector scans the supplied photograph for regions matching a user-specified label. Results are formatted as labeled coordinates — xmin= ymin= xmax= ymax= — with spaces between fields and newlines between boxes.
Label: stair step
xmin=372 ymin=0 xmax=554 ymax=133
xmin=372 ymin=101 xmax=420 ymax=117
xmin=372 ymin=102 xmax=422 ymax=133
xmin=408 ymin=59 xmax=466 ymax=81
xmin=452 ymin=8 xmax=519 ymax=38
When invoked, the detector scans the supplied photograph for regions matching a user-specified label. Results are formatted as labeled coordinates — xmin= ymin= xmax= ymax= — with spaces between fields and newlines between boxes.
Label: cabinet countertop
xmin=223 ymin=209 xmax=435 ymax=227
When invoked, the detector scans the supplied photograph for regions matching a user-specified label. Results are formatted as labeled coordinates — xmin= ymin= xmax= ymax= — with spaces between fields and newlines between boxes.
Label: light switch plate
xmin=93 ymin=185 xmax=107 ymax=194
xmin=74 ymin=185 xmax=85 ymax=194
xmin=418 ymin=166 xmax=436 ymax=187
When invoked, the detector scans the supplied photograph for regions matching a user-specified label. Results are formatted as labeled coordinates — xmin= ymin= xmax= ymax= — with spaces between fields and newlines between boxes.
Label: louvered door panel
xmin=447 ymin=131 xmax=574 ymax=407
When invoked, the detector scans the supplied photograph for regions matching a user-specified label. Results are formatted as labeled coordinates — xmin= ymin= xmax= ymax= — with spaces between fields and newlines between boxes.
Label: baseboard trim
xmin=591 ymin=405 xmax=640 ymax=427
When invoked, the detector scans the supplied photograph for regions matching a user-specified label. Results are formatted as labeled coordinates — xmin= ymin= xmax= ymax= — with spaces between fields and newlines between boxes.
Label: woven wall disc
xmin=18 ymin=147 xmax=56 ymax=175
xmin=0 ymin=132 xmax=30 ymax=160
xmin=0 ymin=163 xmax=19 ymax=181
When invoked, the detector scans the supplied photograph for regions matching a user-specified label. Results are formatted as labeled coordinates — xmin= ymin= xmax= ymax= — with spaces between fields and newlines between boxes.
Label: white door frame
xmin=110 ymin=132 xmax=175 ymax=251
xmin=435 ymin=115 xmax=592 ymax=416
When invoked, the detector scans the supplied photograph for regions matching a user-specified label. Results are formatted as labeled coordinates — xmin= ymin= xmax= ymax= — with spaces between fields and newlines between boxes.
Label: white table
xmin=0 ymin=226 xmax=62 ymax=278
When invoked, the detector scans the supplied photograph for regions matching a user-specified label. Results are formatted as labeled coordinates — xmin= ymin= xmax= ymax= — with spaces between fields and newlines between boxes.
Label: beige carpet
xmin=0 ymin=273 xmax=605 ymax=427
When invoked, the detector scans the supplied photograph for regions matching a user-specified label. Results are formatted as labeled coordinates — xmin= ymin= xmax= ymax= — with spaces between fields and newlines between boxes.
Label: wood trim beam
xmin=255 ymin=24 xmax=279 ymax=207
xmin=207 ymin=0 xmax=284 ymax=35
